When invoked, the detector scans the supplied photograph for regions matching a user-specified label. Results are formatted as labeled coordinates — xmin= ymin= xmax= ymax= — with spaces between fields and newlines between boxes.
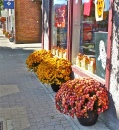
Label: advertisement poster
xmin=95 ymin=32 xmax=108 ymax=79
xmin=54 ymin=4 xmax=66 ymax=28
xmin=95 ymin=0 xmax=105 ymax=21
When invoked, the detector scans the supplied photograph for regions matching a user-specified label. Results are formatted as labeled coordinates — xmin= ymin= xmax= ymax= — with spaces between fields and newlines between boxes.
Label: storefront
xmin=70 ymin=0 xmax=112 ymax=91
xmin=42 ymin=0 xmax=68 ymax=57
xmin=42 ymin=0 xmax=112 ymax=88
xmin=42 ymin=1 xmax=119 ymax=129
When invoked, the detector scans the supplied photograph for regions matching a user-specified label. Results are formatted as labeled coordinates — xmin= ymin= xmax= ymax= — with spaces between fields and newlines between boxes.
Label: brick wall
xmin=15 ymin=0 xmax=42 ymax=44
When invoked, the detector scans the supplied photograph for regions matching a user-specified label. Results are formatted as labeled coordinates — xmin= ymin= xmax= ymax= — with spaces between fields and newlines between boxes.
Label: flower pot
xmin=51 ymin=84 xmax=60 ymax=92
xmin=77 ymin=111 xmax=98 ymax=126
xmin=9 ymin=37 xmax=14 ymax=42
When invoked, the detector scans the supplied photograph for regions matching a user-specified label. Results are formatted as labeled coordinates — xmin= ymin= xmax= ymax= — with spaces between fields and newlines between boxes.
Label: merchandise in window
xmin=51 ymin=0 xmax=68 ymax=59
xmin=76 ymin=0 xmax=109 ymax=79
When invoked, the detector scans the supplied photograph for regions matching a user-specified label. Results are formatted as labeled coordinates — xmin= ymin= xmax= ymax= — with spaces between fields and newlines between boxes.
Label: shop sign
xmin=4 ymin=0 xmax=14 ymax=9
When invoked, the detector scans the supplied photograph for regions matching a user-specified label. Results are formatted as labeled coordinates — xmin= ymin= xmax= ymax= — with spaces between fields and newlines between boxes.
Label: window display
xmin=51 ymin=0 xmax=68 ymax=59
xmin=76 ymin=1 xmax=109 ymax=79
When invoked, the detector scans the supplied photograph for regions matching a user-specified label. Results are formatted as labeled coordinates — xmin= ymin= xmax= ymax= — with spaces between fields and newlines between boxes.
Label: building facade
xmin=15 ymin=0 xmax=42 ymax=43
xmin=42 ymin=0 xmax=119 ymax=130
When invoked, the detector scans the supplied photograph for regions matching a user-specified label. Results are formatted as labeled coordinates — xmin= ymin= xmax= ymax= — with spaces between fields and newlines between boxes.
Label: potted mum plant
xmin=26 ymin=49 xmax=53 ymax=72
xmin=36 ymin=57 xmax=72 ymax=92
xmin=55 ymin=77 xmax=109 ymax=126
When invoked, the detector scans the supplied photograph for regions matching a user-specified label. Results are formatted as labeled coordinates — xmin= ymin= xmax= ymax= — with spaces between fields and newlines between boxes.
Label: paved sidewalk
xmin=0 ymin=29 xmax=111 ymax=130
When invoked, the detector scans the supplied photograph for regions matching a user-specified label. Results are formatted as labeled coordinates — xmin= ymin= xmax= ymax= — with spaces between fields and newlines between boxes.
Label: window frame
xmin=67 ymin=0 xmax=113 ymax=89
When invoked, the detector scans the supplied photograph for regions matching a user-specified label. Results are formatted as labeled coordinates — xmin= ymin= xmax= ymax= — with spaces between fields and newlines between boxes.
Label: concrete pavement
xmin=0 ymin=29 xmax=111 ymax=130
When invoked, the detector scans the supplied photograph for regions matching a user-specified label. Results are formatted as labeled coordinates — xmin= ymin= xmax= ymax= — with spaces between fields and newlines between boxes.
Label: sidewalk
xmin=0 ymin=29 xmax=111 ymax=130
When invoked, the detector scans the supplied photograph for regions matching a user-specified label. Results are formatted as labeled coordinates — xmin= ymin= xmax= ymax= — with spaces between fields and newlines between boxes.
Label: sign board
xmin=1 ymin=10 xmax=9 ymax=17
xmin=4 ymin=0 xmax=14 ymax=9
xmin=95 ymin=32 xmax=108 ymax=79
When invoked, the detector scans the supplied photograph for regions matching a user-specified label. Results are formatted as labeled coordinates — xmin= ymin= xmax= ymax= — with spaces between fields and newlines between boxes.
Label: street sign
xmin=4 ymin=0 xmax=14 ymax=9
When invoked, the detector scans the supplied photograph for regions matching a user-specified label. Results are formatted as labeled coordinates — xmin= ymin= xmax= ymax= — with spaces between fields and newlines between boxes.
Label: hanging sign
xmin=95 ymin=0 xmax=104 ymax=21
xmin=4 ymin=0 xmax=14 ymax=9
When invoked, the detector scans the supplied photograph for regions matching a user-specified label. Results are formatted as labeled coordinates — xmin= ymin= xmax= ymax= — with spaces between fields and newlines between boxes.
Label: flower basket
xmin=55 ymin=77 xmax=109 ymax=125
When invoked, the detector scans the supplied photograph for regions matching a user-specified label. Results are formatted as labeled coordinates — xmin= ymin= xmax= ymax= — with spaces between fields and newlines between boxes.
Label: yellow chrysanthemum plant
xmin=26 ymin=49 xmax=53 ymax=72
xmin=36 ymin=57 xmax=72 ymax=85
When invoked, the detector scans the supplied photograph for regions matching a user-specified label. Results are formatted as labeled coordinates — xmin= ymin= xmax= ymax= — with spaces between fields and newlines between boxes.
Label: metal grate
xmin=0 ymin=121 xmax=3 ymax=130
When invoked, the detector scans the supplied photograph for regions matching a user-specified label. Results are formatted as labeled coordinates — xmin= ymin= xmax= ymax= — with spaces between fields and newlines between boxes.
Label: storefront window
xmin=76 ymin=1 xmax=109 ymax=79
xmin=51 ymin=0 xmax=68 ymax=59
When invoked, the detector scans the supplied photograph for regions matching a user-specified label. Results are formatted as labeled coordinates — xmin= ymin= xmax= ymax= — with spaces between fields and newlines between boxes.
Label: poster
xmin=95 ymin=0 xmax=105 ymax=21
xmin=95 ymin=32 xmax=108 ymax=79
xmin=54 ymin=4 xmax=66 ymax=28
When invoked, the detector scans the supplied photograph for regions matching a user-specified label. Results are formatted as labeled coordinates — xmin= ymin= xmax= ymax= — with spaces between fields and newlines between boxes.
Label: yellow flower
xmin=36 ymin=57 xmax=72 ymax=85
xmin=26 ymin=49 xmax=53 ymax=71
